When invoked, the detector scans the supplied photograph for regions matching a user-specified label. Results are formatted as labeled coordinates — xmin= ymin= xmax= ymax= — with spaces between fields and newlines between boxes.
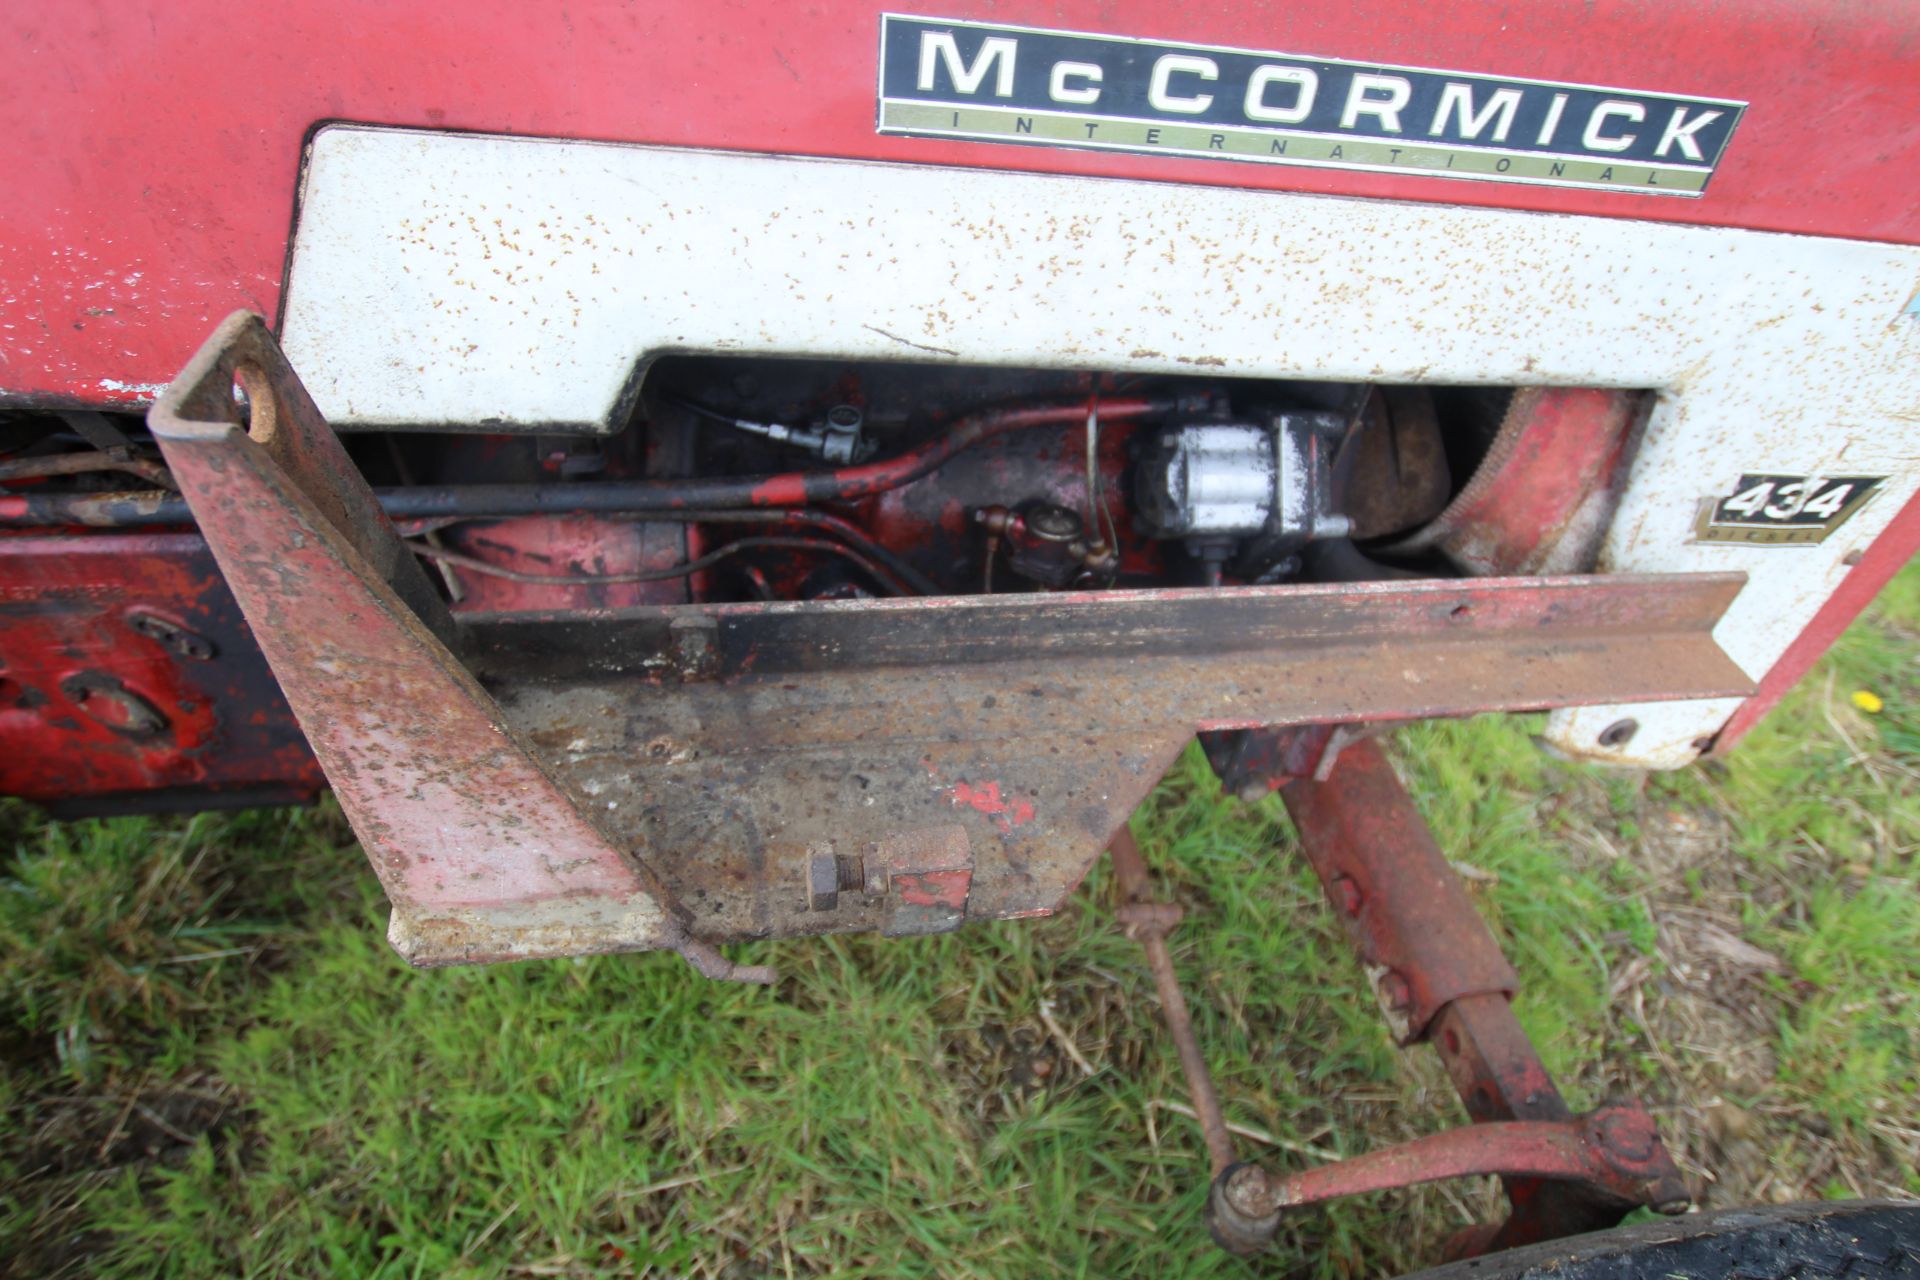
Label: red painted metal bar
xmin=1230 ymin=1107 xmax=1685 ymax=1216
xmin=1278 ymin=738 xmax=1520 ymax=1046
xmin=1263 ymin=737 xmax=1687 ymax=1254
xmin=146 ymin=312 xmax=770 ymax=981
xmin=1427 ymin=992 xmax=1649 ymax=1253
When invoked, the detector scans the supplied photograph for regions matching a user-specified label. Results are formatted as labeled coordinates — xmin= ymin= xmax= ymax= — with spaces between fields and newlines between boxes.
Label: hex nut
xmin=804 ymin=848 xmax=840 ymax=912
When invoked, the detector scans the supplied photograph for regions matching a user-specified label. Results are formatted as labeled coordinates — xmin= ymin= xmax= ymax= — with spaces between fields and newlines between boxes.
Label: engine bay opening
xmin=355 ymin=358 xmax=1480 ymax=608
xmin=1 ymin=359 xmax=1640 ymax=612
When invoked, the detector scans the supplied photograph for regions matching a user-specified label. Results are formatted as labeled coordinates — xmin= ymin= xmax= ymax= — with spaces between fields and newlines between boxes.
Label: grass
xmin=2 ymin=559 xmax=1916 ymax=1277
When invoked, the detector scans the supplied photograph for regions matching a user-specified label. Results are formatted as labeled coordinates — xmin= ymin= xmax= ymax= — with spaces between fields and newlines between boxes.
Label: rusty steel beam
xmin=147 ymin=312 xmax=770 ymax=981
xmin=473 ymin=569 xmax=1750 ymax=944
xmin=462 ymin=568 xmax=1750 ymax=690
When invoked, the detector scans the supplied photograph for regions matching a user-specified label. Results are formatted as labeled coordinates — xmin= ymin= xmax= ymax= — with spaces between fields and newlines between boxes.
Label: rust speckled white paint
xmin=279 ymin=125 xmax=1920 ymax=768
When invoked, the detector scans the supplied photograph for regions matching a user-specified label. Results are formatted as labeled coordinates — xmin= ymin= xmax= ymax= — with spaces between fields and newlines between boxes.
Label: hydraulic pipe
xmin=0 ymin=396 xmax=1175 ymax=528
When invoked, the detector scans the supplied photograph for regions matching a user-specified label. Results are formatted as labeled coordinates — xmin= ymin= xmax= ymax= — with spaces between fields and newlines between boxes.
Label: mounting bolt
xmin=804 ymin=847 xmax=840 ymax=912
xmin=1592 ymin=1107 xmax=1656 ymax=1163
xmin=805 ymin=847 xmax=873 ymax=912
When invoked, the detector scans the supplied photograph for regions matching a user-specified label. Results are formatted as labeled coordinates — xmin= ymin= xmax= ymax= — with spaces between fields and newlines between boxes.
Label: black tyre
xmin=1400 ymin=1201 xmax=1920 ymax=1280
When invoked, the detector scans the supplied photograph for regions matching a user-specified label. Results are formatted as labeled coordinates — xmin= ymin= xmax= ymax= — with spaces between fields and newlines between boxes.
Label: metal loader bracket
xmin=148 ymin=313 xmax=771 ymax=981
xmin=151 ymin=313 xmax=1753 ymax=969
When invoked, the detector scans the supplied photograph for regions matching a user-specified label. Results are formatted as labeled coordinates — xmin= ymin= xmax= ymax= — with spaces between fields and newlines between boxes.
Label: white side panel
xmin=281 ymin=125 xmax=1920 ymax=767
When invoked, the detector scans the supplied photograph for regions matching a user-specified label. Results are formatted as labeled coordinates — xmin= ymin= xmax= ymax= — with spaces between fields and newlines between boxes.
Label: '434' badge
xmin=1694 ymin=474 xmax=1884 ymax=546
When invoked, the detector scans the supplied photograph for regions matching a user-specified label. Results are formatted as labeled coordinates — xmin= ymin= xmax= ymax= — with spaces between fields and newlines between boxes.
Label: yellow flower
xmin=1851 ymin=690 xmax=1885 ymax=714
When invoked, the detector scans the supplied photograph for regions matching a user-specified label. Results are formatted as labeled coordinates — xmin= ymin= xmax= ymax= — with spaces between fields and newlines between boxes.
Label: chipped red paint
xmin=1257 ymin=740 xmax=1690 ymax=1251
xmin=746 ymin=475 xmax=809 ymax=507
xmin=893 ymin=868 xmax=971 ymax=910
xmin=877 ymin=824 xmax=973 ymax=933
xmin=945 ymin=779 xmax=1036 ymax=832
xmin=0 ymin=533 xmax=321 ymax=811
xmin=1281 ymin=738 xmax=1519 ymax=1045
xmin=1278 ymin=739 xmax=1687 ymax=1249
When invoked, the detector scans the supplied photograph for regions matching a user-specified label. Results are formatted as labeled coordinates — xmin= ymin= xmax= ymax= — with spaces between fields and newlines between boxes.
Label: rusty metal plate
xmin=463 ymin=572 xmax=1752 ymax=942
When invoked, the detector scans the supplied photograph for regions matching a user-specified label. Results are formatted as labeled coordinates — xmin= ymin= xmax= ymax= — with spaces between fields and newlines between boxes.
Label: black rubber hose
xmin=0 ymin=395 xmax=1179 ymax=529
